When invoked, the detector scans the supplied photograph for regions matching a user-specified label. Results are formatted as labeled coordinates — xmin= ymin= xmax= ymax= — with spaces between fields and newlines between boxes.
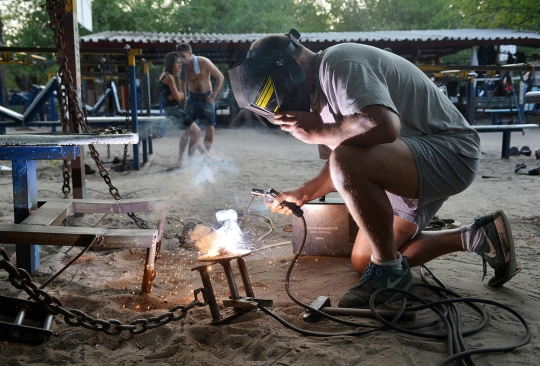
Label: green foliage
xmin=90 ymin=0 xmax=177 ymax=33
xmin=1 ymin=0 xmax=55 ymax=47
xmin=0 ymin=0 xmax=538 ymax=93
xmin=326 ymin=0 xmax=463 ymax=31
xmin=451 ymin=0 xmax=540 ymax=31
xmin=169 ymin=0 xmax=299 ymax=34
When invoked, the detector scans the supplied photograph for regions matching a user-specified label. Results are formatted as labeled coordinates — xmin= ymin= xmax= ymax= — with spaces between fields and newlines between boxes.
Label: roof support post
xmin=62 ymin=0 xmax=86 ymax=200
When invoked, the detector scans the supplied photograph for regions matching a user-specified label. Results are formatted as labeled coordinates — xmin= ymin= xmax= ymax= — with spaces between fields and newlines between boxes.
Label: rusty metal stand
xmin=0 ymin=295 xmax=54 ymax=344
xmin=192 ymin=250 xmax=272 ymax=324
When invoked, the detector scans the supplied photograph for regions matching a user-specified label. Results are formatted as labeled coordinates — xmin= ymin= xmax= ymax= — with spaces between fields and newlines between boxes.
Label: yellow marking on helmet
xmin=255 ymin=77 xmax=275 ymax=109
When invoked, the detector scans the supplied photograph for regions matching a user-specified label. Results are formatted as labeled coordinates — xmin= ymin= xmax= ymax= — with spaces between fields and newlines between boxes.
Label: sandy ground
xmin=1 ymin=123 xmax=540 ymax=365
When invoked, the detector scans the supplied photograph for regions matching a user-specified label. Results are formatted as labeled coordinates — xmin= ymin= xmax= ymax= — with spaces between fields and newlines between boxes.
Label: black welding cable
xmin=369 ymin=285 xmax=531 ymax=365
xmin=259 ymin=215 xmax=388 ymax=335
xmin=260 ymin=212 xmax=531 ymax=364
xmin=38 ymin=234 xmax=102 ymax=290
xmin=264 ymin=214 xmax=479 ymax=338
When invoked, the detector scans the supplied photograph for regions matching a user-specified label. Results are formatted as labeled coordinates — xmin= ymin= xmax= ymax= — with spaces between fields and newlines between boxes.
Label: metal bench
xmin=525 ymin=91 xmax=540 ymax=104
xmin=472 ymin=124 xmax=539 ymax=158
xmin=0 ymin=197 xmax=171 ymax=294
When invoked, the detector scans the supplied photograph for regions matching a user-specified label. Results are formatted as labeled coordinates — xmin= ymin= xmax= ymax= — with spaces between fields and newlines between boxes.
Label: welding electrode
xmin=250 ymin=188 xmax=304 ymax=217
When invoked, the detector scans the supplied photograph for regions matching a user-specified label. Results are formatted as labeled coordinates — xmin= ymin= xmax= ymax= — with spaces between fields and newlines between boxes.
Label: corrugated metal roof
xmin=81 ymin=29 xmax=540 ymax=45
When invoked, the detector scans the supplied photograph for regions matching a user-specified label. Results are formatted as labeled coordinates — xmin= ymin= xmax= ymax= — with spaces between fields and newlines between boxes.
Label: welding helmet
xmin=228 ymin=29 xmax=310 ymax=119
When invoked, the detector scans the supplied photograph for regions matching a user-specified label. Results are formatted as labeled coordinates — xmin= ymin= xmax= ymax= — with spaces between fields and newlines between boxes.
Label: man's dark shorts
xmin=319 ymin=134 xmax=479 ymax=237
xmin=185 ymin=91 xmax=216 ymax=127
xmin=393 ymin=135 xmax=479 ymax=236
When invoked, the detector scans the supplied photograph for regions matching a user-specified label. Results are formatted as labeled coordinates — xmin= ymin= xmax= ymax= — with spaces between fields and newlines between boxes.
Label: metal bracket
xmin=0 ymin=295 xmax=54 ymax=344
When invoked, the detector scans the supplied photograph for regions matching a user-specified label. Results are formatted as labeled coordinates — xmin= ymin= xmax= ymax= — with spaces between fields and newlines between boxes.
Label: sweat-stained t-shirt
xmin=312 ymin=43 xmax=481 ymax=159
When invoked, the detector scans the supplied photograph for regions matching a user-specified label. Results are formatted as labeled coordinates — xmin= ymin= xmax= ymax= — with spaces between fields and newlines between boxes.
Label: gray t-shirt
xmin=314 ymin=43 xmax=481 ymax=159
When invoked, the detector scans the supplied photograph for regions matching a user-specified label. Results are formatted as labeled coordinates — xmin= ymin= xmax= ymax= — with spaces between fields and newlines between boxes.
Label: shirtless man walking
xmin=177 ymin=43 xmax=224 ymax=152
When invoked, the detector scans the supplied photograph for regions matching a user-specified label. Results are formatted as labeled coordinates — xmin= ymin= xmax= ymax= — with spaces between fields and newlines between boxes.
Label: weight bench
xmin=0 ymin=197 xmax=172 ymax=294
xmin=472 ymin=124 xmax=539 ymax=158
xmin=0 ymin=77 xmax=59 ymax=126
xmin=525 ymin=91 xmax=540 ymax=104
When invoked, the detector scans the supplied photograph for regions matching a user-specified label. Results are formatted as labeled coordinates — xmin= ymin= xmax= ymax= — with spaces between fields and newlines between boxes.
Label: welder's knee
xmin=329 ymin=145 xmax=369 ymax=190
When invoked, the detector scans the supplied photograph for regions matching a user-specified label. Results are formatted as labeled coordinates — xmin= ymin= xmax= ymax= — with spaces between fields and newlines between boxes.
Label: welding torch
xmin=251 ymin=188 xmax=304 ymax=217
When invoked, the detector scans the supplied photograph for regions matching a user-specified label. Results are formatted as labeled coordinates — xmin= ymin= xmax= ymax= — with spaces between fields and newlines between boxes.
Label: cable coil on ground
xmin=258 ymin=215 xmax=531 ymax=366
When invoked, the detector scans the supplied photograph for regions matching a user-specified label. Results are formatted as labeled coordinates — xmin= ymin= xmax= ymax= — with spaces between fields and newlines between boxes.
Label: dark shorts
xmin=393 ymin=135 xmax=479 ymax=236
xmin=185 ymin=92 xmax=216 ymax=127
xmin=164 ymin=106 xmax=195 ymax=129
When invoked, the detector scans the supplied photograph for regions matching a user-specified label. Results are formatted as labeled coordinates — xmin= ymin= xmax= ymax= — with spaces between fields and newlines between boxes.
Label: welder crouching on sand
xmin=229 ymin=29 xmax=519 ymax=308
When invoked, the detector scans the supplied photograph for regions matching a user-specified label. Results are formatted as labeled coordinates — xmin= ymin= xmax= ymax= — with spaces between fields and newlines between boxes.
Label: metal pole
xmin=144 ymin=61 xmax=152 ymax=157
xmin=62 ymin=0 xmax=86 ymax=199
xmin=12 ymin=159 xmax=40 ymax=272
xmin=192 ymin=265 xmax=221 ymax=322
xmin=236 ymin=257 xmax=255 ymax=298
xmin=144 ymin=61 xmax=152 ymax=116
xmin=220 ymin=260 xmax=240 ymax=300
xmin=468 ymin=76 xmax=476 ymax=124
xmin=519 ymin=81 xmax=527 ymax=124
xmin=128 ymin=50 xmax=140 ymax=170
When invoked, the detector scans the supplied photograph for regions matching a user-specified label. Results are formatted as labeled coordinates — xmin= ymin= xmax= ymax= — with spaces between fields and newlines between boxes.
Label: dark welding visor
xmin=228 ymin=50 xmax=310 ymax=119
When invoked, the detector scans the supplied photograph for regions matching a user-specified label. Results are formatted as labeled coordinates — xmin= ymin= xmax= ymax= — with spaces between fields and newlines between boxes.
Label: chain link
xmin=44 ymin=0 xmax=72 ymax=198
xmin=1 ymin=246 xmax=207 ymax=335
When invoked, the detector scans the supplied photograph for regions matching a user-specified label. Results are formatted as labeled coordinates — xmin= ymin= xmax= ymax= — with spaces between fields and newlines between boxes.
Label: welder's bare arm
xmin=296 ymin=161 xmax=335 ymax=202
xmin=337 ymin=105 xmax=401 ymax=147
xmin=268 ymin=162 xmax=334 ymax=215
xmin=276 ymin=105 xmax=400 ymax=146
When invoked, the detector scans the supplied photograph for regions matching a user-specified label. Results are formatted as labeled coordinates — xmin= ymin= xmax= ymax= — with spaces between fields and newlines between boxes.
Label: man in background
xmin=177 ymin=43 xmax=224 ymax=153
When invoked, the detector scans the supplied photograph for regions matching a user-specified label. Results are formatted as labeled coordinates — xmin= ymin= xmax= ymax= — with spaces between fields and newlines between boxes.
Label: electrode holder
xmin=191 ymin=250 xmax=272 ymax=324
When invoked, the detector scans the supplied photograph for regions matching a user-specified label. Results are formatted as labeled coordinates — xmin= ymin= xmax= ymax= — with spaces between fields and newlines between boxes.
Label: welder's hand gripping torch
xmin=251 ymin=188 xmax=304 ymax=217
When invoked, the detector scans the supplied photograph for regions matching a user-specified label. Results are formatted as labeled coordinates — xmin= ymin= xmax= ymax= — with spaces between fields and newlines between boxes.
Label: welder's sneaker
xmin=474 ymin=210 xmax=518 ymax=287
xmin=338 ymin=257 xmax=412 ymax=308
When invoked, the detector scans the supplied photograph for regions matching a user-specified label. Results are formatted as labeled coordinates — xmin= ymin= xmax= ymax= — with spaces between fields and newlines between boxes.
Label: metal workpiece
xmin=191 ymin=264 xmax=221 ymax=323
xmin=13 ymin=306 xmax=29 ymax=326
xmin=302 ymin=296 xmax=416 ymax=323
xmin=193 ymin=250 xmax=273 ymax=324
xmin=236 ymin=257 xmax=255 ymax=298
xmin=220 ymin=259 xmax=240 ymax=300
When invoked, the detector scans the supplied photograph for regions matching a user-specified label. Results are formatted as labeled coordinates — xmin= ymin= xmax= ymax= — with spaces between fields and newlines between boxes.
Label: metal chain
xmin=44 ymin=0 xmax=152 ymax=226
xmin=44 ymin=0 xmax=71 ymax=198
xmin=0 ymin=246 xmax=207 ymax=335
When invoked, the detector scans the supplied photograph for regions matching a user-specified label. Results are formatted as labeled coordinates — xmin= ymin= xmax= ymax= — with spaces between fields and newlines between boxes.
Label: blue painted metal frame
xmin=129 ymin=63 xmax=140 ymax=170
xmin=0 ymin=145 xmax=80 ymax=273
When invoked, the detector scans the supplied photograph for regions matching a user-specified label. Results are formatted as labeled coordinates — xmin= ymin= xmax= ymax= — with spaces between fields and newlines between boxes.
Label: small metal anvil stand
xmin=191 ymin=250 xmax=272 ymax=324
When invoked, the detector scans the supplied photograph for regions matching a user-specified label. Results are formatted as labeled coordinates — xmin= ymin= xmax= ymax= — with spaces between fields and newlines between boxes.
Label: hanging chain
xmin=0 ymin=247 xmax=207 ymax=335
xmin=44 ymin=0 xmax=152 ymax=227
xmin=45 ymin=0 xmax=72 ymax=198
